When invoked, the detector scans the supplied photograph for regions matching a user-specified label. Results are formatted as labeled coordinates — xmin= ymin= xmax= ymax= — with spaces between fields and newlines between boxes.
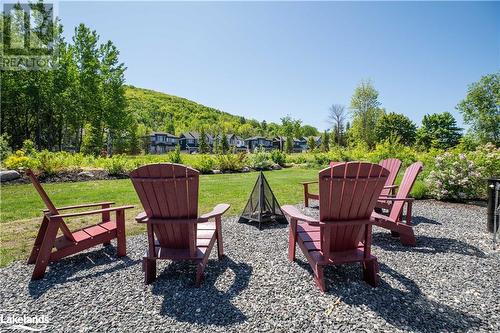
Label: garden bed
xmin=0 ymin=200 xmax=497 ymax=332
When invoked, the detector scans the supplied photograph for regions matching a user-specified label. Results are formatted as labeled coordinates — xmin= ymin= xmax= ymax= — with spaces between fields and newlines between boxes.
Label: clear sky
xmin=59 ymin=1 xmax=499 ymax=131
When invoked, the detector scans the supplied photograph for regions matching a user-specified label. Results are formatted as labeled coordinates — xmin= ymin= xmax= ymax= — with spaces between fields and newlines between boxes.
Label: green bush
xmin=168 ymin=145 xmax=182 ymax=164
xmin=3 ymin=150 xmax=38 ymax=170
xmin=426 ymin=152 xmax=482 ymax=201
xmin=215 ymin=153 xmax=246 ymax=172
xmin=102 ymin=155 xmax=129 ymax=175
xmin=0 ymin=134 xmax=11 ymax=162
xmin=270 ymin=149 xmax=286 ymax=166
xmin=247 ymin=148 xmax=273 ymax=170
xmin=193 ymin=155 xmax=215 ymax=174
xmin=37 ymin=150 xmax=66 ymax=176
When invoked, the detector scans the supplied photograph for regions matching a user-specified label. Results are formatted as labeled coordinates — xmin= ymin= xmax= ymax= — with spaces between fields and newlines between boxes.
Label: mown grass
xmin=0 ymin=168 xmax=318 ymax=267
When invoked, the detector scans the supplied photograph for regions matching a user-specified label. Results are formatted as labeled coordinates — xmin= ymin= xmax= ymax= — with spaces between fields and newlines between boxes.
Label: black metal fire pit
xmin=487 ymin=178 xmax=500 ymax=249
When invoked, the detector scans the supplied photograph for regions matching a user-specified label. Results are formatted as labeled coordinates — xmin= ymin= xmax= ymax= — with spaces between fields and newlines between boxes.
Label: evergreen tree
xmin=320 ymin=131 xmax=330 ymax=152
xmin=199 ymin=128 xmax=209 ymax=153
xmin=307 ymin=136 xmax=316 ymax=151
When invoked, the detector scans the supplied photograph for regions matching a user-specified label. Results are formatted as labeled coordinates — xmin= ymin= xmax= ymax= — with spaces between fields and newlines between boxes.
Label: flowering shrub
xmin=215 ymin=153 xmax=246 ymax=172
xmin=270 ymin=149 xmax=286 ymax=166
xmin=247 ymin=148 xmax=273 ymax=170
xmin=3 ymin=150 xmax=38 ymax=170
xmin=426 ymin=152 xmax=482 ymax=201
xmin=192 ymin=155 xmax=215 ymax=174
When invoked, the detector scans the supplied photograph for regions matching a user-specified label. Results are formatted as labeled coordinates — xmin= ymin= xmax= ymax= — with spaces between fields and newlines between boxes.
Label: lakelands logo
xmin=0 ymin=314 xmax=49 ymax=331
xmin=1 ymin=1 xmax=58 ymax=70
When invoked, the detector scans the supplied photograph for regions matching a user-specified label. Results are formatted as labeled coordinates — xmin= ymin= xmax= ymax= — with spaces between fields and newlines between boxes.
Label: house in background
xmin=227 ymin=134 xmax=246 ymax=151
xmin=179 ymin=132 xmax=214 ymax=153
xmin=245 ymin=136 xmax=273 ymax=151
xmin=273 ymin=136 xmax=308 ymax=152
xmin=144 ymin=132 xmax=179 ymax=154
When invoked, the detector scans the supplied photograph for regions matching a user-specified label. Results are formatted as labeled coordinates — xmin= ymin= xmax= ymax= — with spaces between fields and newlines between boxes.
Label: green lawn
xmin=0 ymin=168 xmax=318 ymax=267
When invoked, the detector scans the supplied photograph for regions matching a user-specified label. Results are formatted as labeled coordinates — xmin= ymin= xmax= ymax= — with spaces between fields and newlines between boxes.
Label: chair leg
xmin=28 ymin=216 xmax=49 ymax=264
xmin=215 ymin=216 xmax=224 ymax=259
xmin=195 ymin=262 xmax=205 ymax=287
xmin=31 ymin=219 xmax=60 ymax=280
xmin=103 ymin=241 xmax=111 ymax=247
xmin=391 ymin=231 xmax=400 ymax=238
xmin=288 ymin=219 xmax=297 ymax=261
xmin=363 ymin=260 xmax=379 ymax=287
xmin=116 ymin=210 xmax=126 ymax=257
xmin=144 ymin=258 xmax=156 ymax=284
xmin=400 ymin=231 xmax=416 ymax=246
xmin=314 ymin=265 xmax=325 ymax=292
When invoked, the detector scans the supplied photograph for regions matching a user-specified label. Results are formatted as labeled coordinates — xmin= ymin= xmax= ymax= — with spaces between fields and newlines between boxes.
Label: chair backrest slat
xmin=319 ymin=162 xmax=388 ymax=252
xmin=379 ymin=158 xmax=402 ymax=196
xmin=389 ymin=162 xmax=423 ymax=221
xmin=130 ymin=164 xmax=199 ymax=250
xmin=25 ymin=169 xmax=75 ymax=242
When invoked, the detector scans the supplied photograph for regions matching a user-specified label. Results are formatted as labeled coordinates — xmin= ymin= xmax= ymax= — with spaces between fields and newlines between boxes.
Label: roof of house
xmin=245 ymin=136 xmax=272 ymax=141
xmin=149 ymin=132 xmax=178 ymax=138
xmin=180 ymin=132 xmax=213 ymax=140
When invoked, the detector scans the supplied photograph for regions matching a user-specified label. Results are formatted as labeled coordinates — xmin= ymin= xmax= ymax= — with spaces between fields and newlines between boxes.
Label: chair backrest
xmin=318 ymin=162 xmax=389 ymax=252
xmin=379 ymin=158 xmax=402 ymax=196
xmin=25 ymin=169 xmax=75 ymax=241
xmin=389 ymin=162 xmax=423 ymax=221
xmin=130 ymin=163 xmax=199 ymax=250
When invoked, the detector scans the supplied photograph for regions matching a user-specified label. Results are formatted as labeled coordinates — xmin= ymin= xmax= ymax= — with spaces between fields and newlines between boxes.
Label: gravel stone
xmin=0 ymin=200 xmax=497 ymax=332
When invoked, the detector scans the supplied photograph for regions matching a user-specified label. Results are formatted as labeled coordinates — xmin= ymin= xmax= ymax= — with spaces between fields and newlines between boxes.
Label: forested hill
xmin=125 ymin=86 xmax=266 ymax=137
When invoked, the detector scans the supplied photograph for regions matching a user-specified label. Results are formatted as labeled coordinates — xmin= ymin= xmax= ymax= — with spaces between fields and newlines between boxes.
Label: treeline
xmin=1 ymin=3 xmax=134 ymax=155
xmin=324 ymin=74 xmax=499 ymax=151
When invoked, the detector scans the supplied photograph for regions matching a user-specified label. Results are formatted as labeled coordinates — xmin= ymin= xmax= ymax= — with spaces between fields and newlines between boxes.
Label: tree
xmin=301 ymin=125 xmax=319 ymax=137
xmin=280 ymin=115 xmax=302 ymax=138
xmin=307 ymin=136 xmax=316 ymax=151
xmin=457 ymin=72 xmax=500 ymax=145
xmin=349 ymin=80 xmax=384 ymax=147
xmin=416 ymin=112 xmax=462 ymax=150
xmin=221 ymin=133 xmax=229 ymax=153
xmin=375 ymin=112 xmax=417 ymax=145
xmin=285 ymin=136 xmax=294 ymax=153
xmin=328 ymin=104 xmax=346 ymax=146
xmin=320 ymin=131 xmax=330 ymax=152
xmin=199 ymin=128 xmax=209 ymax=153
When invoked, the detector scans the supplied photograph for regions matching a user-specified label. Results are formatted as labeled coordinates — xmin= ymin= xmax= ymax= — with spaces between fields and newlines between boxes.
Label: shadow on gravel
xmin=372 ymin=232 xmax=486 ymax=258
xmin=28 ymin=245 xmax=140 ymax=299
xmin=295 ymin=260 xmax=483 ymax=332
xmin=237 ymin=220 xmax=288 ymax=230
xmin=153 ymin=256 xmax=252 ymax=326
xmin=410 ymin=215 xmax=442 ymax=226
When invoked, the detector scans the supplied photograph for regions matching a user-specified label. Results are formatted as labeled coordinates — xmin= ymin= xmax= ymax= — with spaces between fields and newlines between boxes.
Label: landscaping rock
xmin=241 ymin=167 xmax=250 ymax=173
xmin=212 ymin=169 xmax=221 ymax=174
xmin=78 ymin=171 xmax=94 ymax=178
xmin=0 ymin=170 xmax=21 ymax=182
xmin=272 ymin=164 xmax=282 ymax=170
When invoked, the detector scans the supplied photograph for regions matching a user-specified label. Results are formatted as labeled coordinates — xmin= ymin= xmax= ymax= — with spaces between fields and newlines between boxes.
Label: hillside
xmin=125 ymin=86 xmax=263 ymax=137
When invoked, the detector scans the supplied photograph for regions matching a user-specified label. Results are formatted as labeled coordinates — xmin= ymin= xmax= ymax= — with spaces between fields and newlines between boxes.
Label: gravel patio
xmin=0 ymin=200 xmax=498 ymax=332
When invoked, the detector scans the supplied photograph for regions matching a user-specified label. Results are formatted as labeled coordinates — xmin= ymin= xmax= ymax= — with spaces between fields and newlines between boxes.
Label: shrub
xmin=37 ymin=150 xmax=66 ymax=176
xmin=426 ymin=152 xmax=482 ymax=201
xmin=369 ymin=138 xmax=417 ymax=167
xmin=168 ymin=145 xmax=182 ymax=164
xmin=193 ymin=155 xmax=215 ymax=174
xmin=247 ymin=148 xmax=273 ymax=170
xmin=3 ymin=150 xmax=38 ymax=170
xmin=102 ymin=155 xmax=129 ymax=175
xmin=22 ymin=139 xmax=37 ymax=155
xmin=270 ymin=149 xmax=286 ymax=166
xmin=215 ymin=153 xmax=246 ymax=172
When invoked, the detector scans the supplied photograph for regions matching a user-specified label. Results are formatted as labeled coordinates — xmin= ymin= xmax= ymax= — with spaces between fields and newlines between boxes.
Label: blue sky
xmin=59 ymin=1 xmax=499 ymax=131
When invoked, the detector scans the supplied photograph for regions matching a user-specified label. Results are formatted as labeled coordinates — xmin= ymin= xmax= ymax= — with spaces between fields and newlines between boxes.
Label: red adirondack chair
xmin=379 ymin=158 xmax=402 ymax=196
xmin=372 ymin=162 xmax=423 ymax=246
xmin=302 ymin=159 xmax=401 ymax=207
xmin=130 ymin=163 xmax=230 ymax=285
xmin=282 ymin=162 xmax=389 ymax=291
xmin=26 ymin=169 xmax=133 ymax=280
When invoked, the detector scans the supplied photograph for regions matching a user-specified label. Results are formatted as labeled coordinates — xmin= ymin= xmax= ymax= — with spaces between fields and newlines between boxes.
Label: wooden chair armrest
xmin=50 ymin=205 xmax=134 ymax=219
xmin=378 ymin=197 xmax=414 ymax=202
xmin=383 ymin=185 xmax=399 ymax=189
xmin=199 ymin=204 xmax=230 ymax=221
xmin=281 ymin=205 xmax=319 ymax=224
xmin=300 ymin=181 xmax=318 ymax=185
xmin=43 ymin=201 xmax=115 ymax=213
